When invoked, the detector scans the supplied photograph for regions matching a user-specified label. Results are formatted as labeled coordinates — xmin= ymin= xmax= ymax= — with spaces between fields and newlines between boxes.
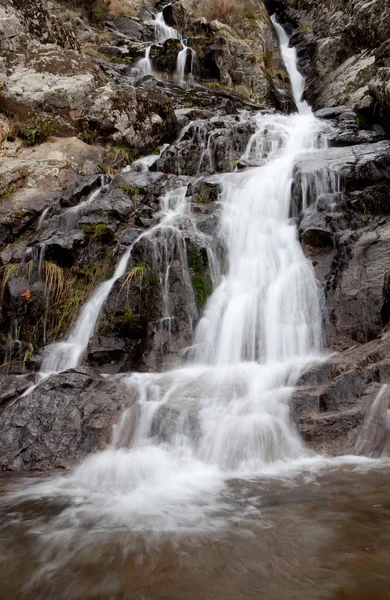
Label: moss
xmin=192 ymin=273 xmax=209 ymax=308
xmin=113 ymin=145 xmax=134 ymax=163
xmin=81 ymin=223 xmax=113 ymax=242
xmin=196 ymin=187 xmax=220 ymax=204
xmin=119 ymin=184 xmax=141 ymax=195
xmin=123 ymin=305 xmax=133 ymax=321
xmin=96 ymin=313 xmax=114 ymax=334
xmin=85 ymin=45 xmax=131 ymax=64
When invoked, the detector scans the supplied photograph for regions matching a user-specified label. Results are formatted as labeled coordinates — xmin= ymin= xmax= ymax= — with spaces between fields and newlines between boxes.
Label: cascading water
xmin=176 ymin=43 xmax=196 ymax=87
xmin=13 ymin=18 xmax=334 ymax=531
xmin=154 ymin=10 xmax=179 ymax=43
xmin=132 ymin=45 xmax=153 ymax=80
xmin=132 ymin=7 xmax=196 ymax=86
xmin=271 ymin=15 xmax=310 ymax=114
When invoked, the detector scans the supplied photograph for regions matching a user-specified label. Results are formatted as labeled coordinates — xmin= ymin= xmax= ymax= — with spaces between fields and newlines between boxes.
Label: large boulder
xmin=0 ymin=368 xmax=135 ymax=471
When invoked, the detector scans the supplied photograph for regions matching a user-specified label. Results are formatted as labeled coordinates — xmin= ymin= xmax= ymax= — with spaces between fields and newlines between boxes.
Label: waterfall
xmin=176 ymin=42 xmax=196 ymax=87
xmin=18 ymin=20 xmax=330 ymax=529
xmin=61 ymin=176 xmax=110 ymax=233
xmin=39 ymin=245 xmax=133 ymax=376
xmin=133 ymin=7 xmax=196 ymax=87
xmin=132 ymin=45 xmax=153 ymax=80
xmin=154 ymin=10 xmax=179 ymax=43
xmin=271 ymin=15 xmax=311 ymax=114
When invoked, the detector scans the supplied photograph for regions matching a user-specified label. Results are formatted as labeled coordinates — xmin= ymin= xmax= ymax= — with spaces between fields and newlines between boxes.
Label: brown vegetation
xmin=193 ymin=0 xmax=257 ymax=26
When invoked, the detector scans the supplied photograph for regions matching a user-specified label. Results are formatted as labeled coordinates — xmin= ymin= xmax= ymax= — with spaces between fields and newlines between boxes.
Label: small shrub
xmin=77 ymin=121 xmax=98 ymax=144
xmin=14 ymin=110 xmax=56 ymax=146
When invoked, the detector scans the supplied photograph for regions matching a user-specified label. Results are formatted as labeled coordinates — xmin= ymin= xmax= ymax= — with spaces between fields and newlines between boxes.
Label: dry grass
xmin=194 ymin=0 xmax=257 ymax=26
xmin=0 ymin=259 xmax=110 ymax=342
xmin=106 ymin=0 xmax=137 ymax=18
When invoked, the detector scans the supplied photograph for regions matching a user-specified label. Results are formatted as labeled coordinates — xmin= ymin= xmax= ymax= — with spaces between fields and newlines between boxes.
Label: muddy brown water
xmin=0 ymin=463 xmax=390 ymax=600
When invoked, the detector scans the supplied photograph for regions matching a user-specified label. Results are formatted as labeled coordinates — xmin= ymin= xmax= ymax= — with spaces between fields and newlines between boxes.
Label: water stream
xmin=2 ymin=18 xmax=390 ymax=599
xmin=132 ymin=7 xmax=195 ymax=85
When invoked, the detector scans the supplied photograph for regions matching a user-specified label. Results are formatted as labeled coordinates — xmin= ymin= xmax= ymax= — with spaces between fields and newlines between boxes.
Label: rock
xmin=299 ymin=210 xmax=333 ymax=248
xmin=291 ymin=332 xmax=390 ymax=455
xmin=331 ymin=222 xmax=390 ymax=344
xmin=275 ymin=0 xmax=390 ymax=130
xmin=150 ymin=38 xmax=183 ymax=74
xmin=153 ymin=116 xmax=255 ymax=176
xmin=0 ymin=368 xmax=135 ymax=471
xmin=0 ymin=0 xmax=78 ymax=52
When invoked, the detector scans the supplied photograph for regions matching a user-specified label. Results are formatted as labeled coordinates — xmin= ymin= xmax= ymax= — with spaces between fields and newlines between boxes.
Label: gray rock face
xmin=292 ymin=333 xmax=390 ymax=455
xmin=0 ymin=368 xmax=135 ymax=471
xmin=293 ymin=137 xmax=390 ymax=348
xmin=274 ymin=0 xmax=390 ymax=130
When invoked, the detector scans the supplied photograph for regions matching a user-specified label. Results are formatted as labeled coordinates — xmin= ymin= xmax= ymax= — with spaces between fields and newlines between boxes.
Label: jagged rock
xmin=291 ymin=332 xmax=390 ymax=455
xmin=315 ymin=105 xmax=386 ymax=147
xmin=153 ymin=117 xmax=255 ymax=176
xmin=299 ymin=210 xmax=333 ymax=248
xmin=150 ymin=38 xmax=183 ymax=73
xmin=0 ymin=138 xmax=106 ymax=250
xmin=0 ymin=368 xmax=135 ymax=471
xmin=274 ymin=0 xmax=390 ymax=129
xmin=0 ymin=0 xmax=78 ymax=52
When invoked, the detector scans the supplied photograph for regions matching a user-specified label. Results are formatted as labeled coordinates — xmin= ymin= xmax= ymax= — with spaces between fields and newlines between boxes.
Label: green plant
xmin=123 ymin=305 xmax=133 ymax=321
xmin=119 ymin=184 xmax=141 ymax=195
xmin=77 ymin=121 xmax=98 ymax=144
xmin=192 ymin=273 xmax=209 ymax=308
xmin=17 ymin=110 xmax=56 ymax=146
xmin=81 ymin=223 xmax=113 ymax=242
xmin=112 ymin=262 xmax=148 ymax=321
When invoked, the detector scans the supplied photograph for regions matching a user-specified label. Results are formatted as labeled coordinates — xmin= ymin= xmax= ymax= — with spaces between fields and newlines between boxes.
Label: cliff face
xmin=270 ymin=0 xmax=390 ymax=129
xmin=1 ymin=0 xmax=390 ymax=470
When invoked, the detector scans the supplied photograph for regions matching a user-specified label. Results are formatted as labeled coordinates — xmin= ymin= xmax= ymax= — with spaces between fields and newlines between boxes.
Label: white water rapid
xmin=17 ymin=19 xmax=337 ymax=533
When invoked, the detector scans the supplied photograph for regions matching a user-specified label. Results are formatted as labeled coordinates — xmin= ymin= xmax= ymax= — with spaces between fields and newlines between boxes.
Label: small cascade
xmin=300 ymin=167 xmax=341 ymax=212
xmin=355 ymin=386 xmax=390 ymax=458
xmin=124 ymin=143 xmax=169 ymax=173
xmin=37 ymin=207 xmax=51 ymax=231
xmin=271 ymin=15 xmax=310 ymax=114
xmin=31 ymin=242 xmax=47 ymax=282
xmin=176 ymin=43 xmax=196 ymax=87
xmin=39 ymin=245 xmax=133 ymax=376
xmin=61 ymin=176 xmax=110 ymax=232
xmin=132 ymin=45 xmax=153 ymax=81
xmin=154 ymin=10 xmax=179 ymax=43
xmin=132 ymin=8 xmax=196 ymax=86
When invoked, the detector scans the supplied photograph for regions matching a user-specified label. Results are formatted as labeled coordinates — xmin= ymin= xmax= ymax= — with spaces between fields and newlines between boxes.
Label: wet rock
xmin=275 ymin=0 xmax=390 ymax=130
xmin=87 ymin=336 xmax=127 ymax=367
xmin=299 ymin=211 xmax=333 ymax=248
xmin=291 ymin=332 xmax=390 ymax=455
xmin=150 ymin=38 xmax=183 ymax=74
xmin=0 ymin=368 xmax=135 ymax=471
xmin=153 ymin=117 xmax=255 ymax=176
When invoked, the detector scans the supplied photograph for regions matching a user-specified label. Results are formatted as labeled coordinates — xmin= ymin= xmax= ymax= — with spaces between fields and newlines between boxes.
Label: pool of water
xmin=1 ymin=461 xmax=390 ymax=600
